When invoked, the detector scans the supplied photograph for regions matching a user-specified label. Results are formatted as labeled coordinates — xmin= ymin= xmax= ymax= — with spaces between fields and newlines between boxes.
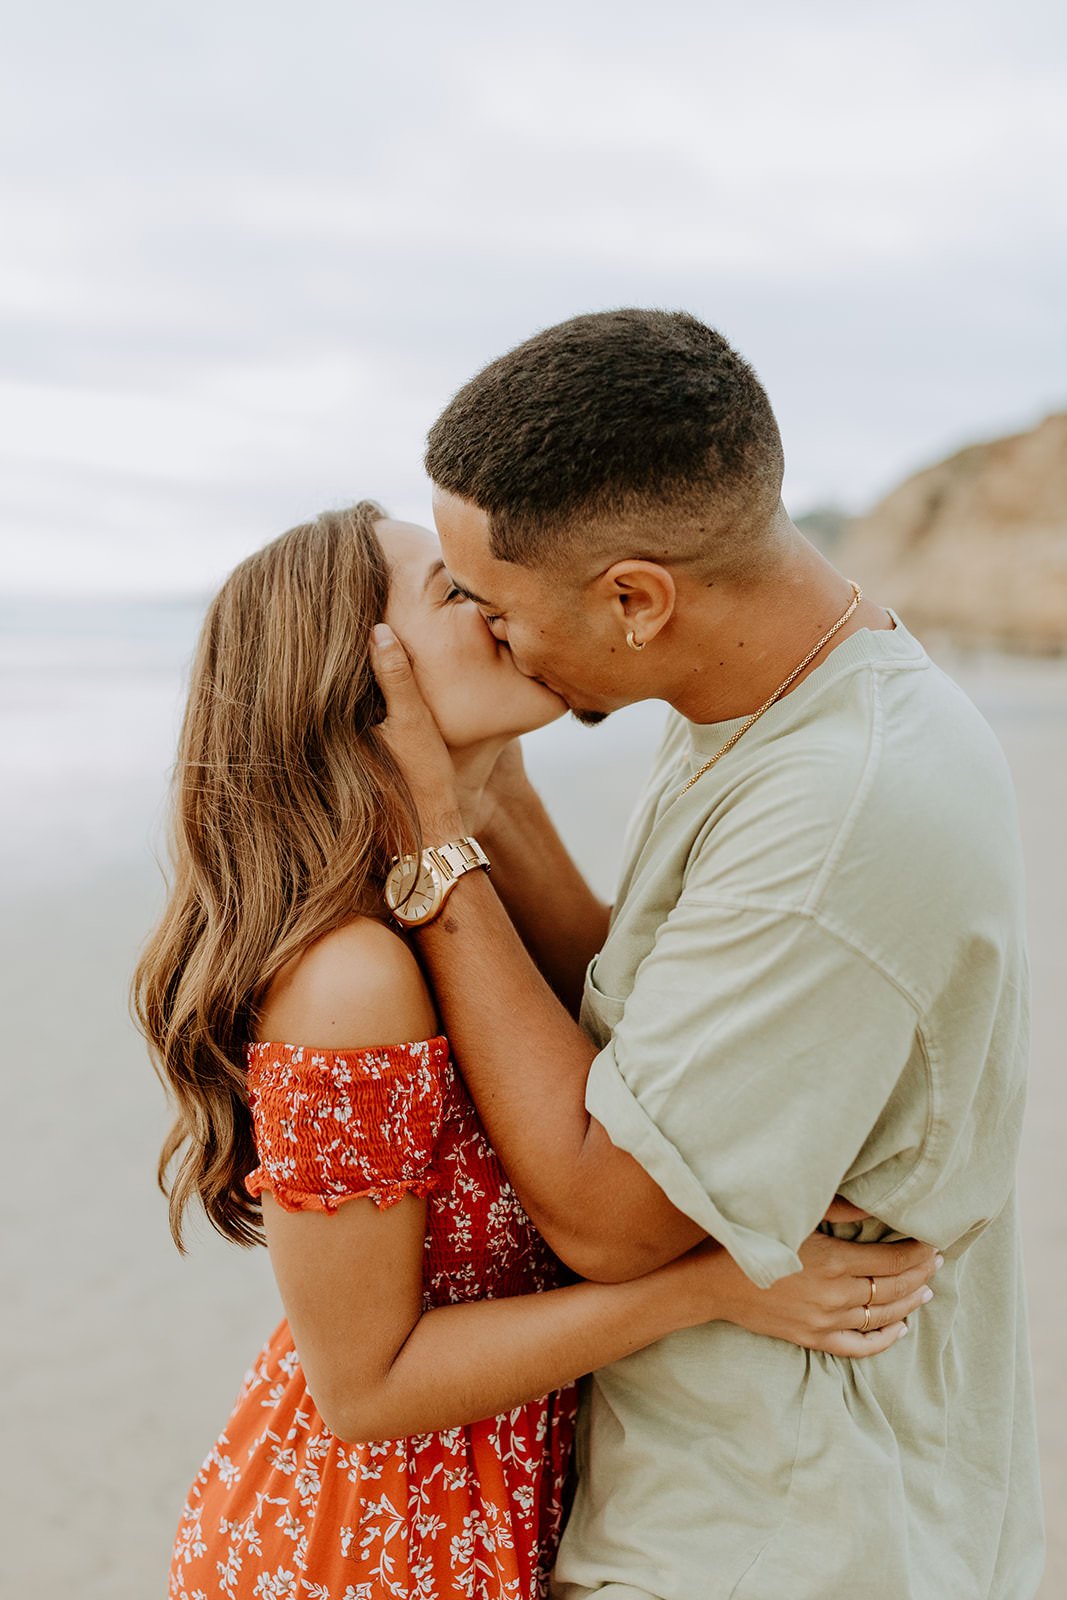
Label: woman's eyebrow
xmin=423 ymin=558 xmax=449 ymax=594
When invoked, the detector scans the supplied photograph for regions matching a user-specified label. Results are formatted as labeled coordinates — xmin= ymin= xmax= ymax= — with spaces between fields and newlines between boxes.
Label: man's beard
xmin=570 ymin=708 xmax=611 ymax=727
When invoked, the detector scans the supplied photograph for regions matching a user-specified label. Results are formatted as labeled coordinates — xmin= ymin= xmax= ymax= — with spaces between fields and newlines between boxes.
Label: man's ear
xmin=595 ymin=560 xmax=677 ymax=649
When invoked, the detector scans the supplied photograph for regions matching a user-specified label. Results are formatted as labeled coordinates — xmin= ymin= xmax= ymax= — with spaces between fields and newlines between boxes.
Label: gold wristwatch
xmin=384 ymin=836 xmax=490 ymax=928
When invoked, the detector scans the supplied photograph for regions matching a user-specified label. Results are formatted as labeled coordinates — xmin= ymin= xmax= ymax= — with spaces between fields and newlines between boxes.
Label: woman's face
xmin=380 ymin=519 xmax=566 ymax=749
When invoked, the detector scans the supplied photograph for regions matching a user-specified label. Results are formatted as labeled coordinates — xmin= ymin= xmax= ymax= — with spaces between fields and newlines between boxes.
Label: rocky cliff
xmin=836 ymin=412 xmax=1067 ymax=653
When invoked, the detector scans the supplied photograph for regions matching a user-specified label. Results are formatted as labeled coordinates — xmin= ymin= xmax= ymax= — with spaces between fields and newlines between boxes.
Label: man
xmin=370 ymin=310 xmax=1043 ymax=1598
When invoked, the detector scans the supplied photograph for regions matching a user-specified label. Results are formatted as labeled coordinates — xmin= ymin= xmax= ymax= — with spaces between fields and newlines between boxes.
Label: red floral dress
xmin=168 ymin=1036 xmax=578 ymax=1600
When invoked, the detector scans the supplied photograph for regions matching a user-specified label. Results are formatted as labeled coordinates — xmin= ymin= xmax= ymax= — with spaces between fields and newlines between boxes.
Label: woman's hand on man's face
xmin=371 ymin=625 xmax=465 ymax=838
xmin=371 ymin=625 xmax=531 ymax=839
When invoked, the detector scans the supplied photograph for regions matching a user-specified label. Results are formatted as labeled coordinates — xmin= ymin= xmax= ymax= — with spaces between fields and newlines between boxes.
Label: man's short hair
xmin=424 ymin=308 xmax=785 ymax=578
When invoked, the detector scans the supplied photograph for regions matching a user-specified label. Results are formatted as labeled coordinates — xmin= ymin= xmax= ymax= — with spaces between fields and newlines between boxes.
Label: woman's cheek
xmin=463 ymin=611 xmax=500 ymax=658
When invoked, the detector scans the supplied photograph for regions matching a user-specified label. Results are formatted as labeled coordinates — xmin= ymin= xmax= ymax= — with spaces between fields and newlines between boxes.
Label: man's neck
xmin=663 ymin=534 xmax=892 ymax=726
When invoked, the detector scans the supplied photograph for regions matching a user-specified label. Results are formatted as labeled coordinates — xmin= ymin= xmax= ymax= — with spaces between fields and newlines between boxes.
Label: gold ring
xmin=865 ymin=1276 xmax=877 ymax=1307
xmin=861 ymin=1304 xmax=872 ymax=1333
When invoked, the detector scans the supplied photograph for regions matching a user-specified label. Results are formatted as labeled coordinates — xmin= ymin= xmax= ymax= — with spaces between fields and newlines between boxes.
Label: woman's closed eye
xmin=442 ymin=581 xmax=503 ymax=631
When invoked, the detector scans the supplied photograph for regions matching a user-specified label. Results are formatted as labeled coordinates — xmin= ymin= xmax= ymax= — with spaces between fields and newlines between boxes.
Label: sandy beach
xmin=2 ymin=621 xmax=1064 ymax=1599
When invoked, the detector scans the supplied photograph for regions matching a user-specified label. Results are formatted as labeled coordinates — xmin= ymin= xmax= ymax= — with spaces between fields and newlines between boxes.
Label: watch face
xmin=385 ymin=854 xmax=443 ymax=924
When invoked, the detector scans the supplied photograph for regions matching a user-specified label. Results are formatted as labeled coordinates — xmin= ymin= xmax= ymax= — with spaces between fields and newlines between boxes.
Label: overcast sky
xmin=3 ymin=0 xmax=1065 ymax=594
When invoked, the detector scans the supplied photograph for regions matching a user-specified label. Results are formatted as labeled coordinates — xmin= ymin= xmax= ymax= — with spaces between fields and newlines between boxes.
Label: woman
xmin=136 ymin=504 xmax=935 ymax=1600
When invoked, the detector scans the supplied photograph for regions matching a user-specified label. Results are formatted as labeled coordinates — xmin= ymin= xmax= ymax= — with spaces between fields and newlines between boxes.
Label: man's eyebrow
xmin=455 ymin=581 xmax=494 ymax=607
xmin=424 ymin=558 xmax=494 ymax=608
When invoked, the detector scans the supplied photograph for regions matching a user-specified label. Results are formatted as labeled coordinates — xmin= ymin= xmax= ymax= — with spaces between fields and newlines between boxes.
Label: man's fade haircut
xmin=424 ymin=309 xmax=785 ymax=580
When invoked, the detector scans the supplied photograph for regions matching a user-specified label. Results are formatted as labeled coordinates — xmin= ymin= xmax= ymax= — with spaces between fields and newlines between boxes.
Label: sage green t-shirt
xmin=553 ymin=620 xmax=1043 ymax=1600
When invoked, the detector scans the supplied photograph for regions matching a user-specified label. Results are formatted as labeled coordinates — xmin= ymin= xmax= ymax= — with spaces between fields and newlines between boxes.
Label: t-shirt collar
xmin=684 ymin=611 xmax=923 ymax=759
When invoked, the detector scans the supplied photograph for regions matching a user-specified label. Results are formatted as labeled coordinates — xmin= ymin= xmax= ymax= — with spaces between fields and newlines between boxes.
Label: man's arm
xmin=478 ymin=747 xmax=610 ymax=1015
xmin=421 ymin=863 xmax=707 ymax=1280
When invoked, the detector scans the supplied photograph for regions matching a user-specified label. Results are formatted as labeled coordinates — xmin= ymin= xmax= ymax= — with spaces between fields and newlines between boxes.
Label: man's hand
xmin=371 ymin=624 xmax=464 ymax=838
xmin=475 ymin=740 xmax=533 ymax=839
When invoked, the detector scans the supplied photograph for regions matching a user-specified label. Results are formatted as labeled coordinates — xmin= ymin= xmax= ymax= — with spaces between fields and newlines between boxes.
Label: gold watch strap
xmin=425 ymin=836 xmax=490 ymax=883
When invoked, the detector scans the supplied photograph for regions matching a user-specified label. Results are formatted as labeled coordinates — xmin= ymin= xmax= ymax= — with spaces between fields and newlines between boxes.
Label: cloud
xmin=2 ymin=0 xmax=1064 ymax=591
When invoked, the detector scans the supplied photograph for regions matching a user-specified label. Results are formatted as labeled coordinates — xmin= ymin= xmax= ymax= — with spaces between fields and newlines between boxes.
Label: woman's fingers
xmin=834 ymin=1237 xmax=940 ymax=1280
xmin=872 ymin=1255 xmax=941 ymax=1305
xmin=370 ymin=626 xmax=424 ymax=727
xmin=855 ymin=1282 xmax=933 ymax=1331
xmin=821 ymin=1323 xmax=910 ymax=1359
xmin=822 ymin=1195 xmax=870 ymax=1224
xmin=784 ymin=1233 xmax=940 ymax=1354
xmin=369 ymin=626 xmax=463 ymax=832
xmin=836 ymin=1252 xmax=942 ymax=1310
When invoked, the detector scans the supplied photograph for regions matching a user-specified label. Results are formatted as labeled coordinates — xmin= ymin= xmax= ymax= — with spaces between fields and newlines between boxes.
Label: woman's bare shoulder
xmin=256 ymin=917 xmax=438 ymax=1050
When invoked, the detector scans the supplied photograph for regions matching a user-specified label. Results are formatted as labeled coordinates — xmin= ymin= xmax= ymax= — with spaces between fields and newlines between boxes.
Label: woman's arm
xmin=264 ymin=1196 xmax=929 ymax=1446
xmin=256 ymin=920 xmax=933 ymax=1446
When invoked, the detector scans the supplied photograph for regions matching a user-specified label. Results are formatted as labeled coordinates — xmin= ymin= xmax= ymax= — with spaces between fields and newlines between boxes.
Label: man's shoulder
xmin=790 ymin=657 xmax=1024 ymax=994
xmin=684 ymin=651 xmax=1023 ymax=922
xmin=849 ymin=655 xmax=1019 ymax=855
xmin=779 ymin=649 xmax=1014 ymax=837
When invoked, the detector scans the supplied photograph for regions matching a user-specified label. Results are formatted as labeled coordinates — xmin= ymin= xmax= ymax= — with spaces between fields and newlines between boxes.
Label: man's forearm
xmin=414 ymin=864 xmax=705 ymax=1280
xmin=479 ymin=776 xmax=610 ymax=1014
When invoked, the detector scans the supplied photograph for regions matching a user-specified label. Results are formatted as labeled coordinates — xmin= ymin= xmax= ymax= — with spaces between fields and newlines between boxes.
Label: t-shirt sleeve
xmin=244 ymin=1037 xmax=448 ymax=1214
xmin=584 ymin=898 xmax=921 ymax=1287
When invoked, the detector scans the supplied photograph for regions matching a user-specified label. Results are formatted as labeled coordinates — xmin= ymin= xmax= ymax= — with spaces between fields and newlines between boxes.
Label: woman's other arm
xmin=268 ymin=1196 xmax=928 ymax=1446
xmin=256 ymin=923 xmax=929 ymax=1447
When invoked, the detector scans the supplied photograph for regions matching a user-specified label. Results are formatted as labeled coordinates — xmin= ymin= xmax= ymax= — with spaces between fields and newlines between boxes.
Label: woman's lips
xmin=495 ymin=650 xmax=565 ymax=701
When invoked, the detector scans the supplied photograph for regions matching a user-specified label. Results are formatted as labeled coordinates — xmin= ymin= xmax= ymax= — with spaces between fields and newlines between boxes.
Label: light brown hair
xmin=133 ymin=502 xmax=419 ymax=1250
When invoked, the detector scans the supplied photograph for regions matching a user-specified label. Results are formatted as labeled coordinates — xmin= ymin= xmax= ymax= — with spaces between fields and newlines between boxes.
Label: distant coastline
xmin=10 ymin=406 xmax=1067 ymax=664
xmin=799 ymin=412 xmax=1067 ymax=657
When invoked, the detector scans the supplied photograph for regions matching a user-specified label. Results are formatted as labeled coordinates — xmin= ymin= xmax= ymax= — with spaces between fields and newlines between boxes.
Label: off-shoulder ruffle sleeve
xmin=244 ymin=1036 xmax=449 ymax=1214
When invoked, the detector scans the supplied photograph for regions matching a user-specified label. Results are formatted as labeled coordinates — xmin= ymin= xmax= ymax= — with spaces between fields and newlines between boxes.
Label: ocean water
xmin=4 ymin=593 xmax=1066 ymax=905
xmin=1 ymin=595 xmax=206 ymax=889
xmin=0 ymin=593 xmax=669 ymax=898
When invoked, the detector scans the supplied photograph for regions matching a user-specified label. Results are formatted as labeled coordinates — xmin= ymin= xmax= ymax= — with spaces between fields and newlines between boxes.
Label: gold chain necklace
xmin=677 ymin=581 xmax=862 ymax=798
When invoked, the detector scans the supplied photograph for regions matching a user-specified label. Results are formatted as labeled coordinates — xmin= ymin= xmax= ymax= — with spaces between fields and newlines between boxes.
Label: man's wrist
xmin=418 ymin=812 xmax=466 ymax=844
xmin=479 ymin=774 xmax=541 ymax=850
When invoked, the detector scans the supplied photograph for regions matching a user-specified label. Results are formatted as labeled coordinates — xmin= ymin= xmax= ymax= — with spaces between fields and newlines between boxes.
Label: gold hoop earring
xmin=626 ymin=631 xmax=646 ymax=652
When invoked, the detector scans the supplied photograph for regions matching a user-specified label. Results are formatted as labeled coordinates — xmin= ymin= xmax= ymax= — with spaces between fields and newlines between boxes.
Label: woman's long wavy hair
xmin=133 ymin=502 xmax=420 ymax=1251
